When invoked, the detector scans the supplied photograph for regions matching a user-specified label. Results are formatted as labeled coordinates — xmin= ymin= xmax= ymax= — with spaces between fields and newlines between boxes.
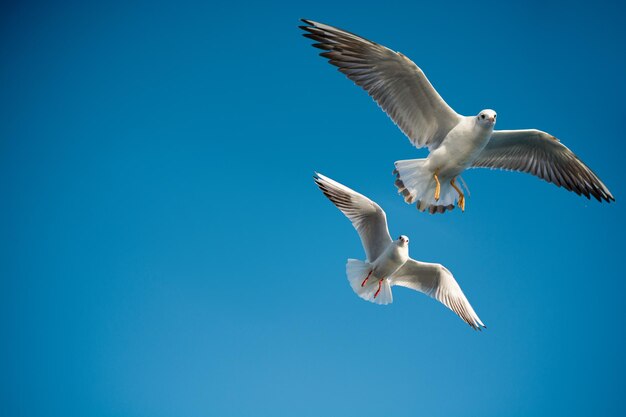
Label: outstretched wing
xmin=314 ymin=173 xmax=392 ymax=262
xmin=300 ymin=19 xmax=461 ymax=151
xmin=390 ymin=259 xmax=485 ymax=330
xmin=473 ymin=129 xmax=614 ymax=202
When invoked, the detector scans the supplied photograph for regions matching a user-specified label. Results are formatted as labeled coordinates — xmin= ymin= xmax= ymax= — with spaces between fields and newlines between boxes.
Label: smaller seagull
xmin=302 ymin=19 xmax=615 ymax=214
xmin=314 ymin=173 xmax=485 ymax=330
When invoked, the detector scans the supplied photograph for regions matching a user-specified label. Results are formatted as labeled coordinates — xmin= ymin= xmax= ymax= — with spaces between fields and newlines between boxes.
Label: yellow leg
xmin=433 ymin=170 xmax=441 ymax=201
xmin=450 ymin=177 xmax=465 ymax=211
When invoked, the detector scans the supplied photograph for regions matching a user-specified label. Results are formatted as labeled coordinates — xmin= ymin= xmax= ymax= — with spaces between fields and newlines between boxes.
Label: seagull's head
xmin=397 ymin=235 xmax=409 ymax=247
xmin=476 ymin=109 xmax=497 ymax=127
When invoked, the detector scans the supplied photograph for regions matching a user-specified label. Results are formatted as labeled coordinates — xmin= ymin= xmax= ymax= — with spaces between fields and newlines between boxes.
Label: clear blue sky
xmin=2 ymin=1 xmax=625 ymax=416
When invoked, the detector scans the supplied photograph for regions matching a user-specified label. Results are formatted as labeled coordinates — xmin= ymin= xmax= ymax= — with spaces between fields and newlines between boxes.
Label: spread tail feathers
xmin=393 ymin=159 xmax=459 ymax=214
xmin=346 ymin=259 xmax=392 ymax=305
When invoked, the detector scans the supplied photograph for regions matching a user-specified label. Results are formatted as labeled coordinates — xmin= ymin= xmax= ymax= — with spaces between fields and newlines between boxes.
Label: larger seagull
xmin=301 ymin=19 xmax=615 ymax=214
xmin=314 ymin=173 xmax=485 ymax=330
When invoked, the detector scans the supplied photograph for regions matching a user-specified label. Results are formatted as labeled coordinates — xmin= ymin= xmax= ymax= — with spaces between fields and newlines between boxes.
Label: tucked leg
xmin=433 ymin=170 xmax=441 ymax=201
xmin=361 ymin=270 xmax=373 ymax=287
xmin=450 ymin=177 xmax=465 ymax=211
xmin=374 ymin=278 xmax=384 ymax=299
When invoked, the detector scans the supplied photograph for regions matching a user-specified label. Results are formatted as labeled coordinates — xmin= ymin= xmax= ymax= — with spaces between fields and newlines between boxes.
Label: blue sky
xmin=2 ymin=0 xmax=625 ymax=416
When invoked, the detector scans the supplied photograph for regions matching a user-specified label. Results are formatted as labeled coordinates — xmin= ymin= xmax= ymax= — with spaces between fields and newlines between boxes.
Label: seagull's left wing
xmin=390 ymin=259 xmax=485 ymax=330
xmin=472 ymin=129 xmax=614 ymax=202
xmin=314 ymin=173 xmax=393 ymax=262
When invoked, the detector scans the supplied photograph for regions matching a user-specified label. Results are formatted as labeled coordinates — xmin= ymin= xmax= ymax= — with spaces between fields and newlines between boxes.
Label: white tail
xmin=346 ymin=259 xmax=393 ymax=305
xmin=393 ymin=159 xmax=458 ymax=214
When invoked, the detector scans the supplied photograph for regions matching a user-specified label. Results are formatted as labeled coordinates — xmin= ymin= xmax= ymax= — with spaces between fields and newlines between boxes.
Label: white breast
xmin=372 ymin=243 xmax=409 ymax=278
xmin=427 ymin=117 xmax=493 ymax=177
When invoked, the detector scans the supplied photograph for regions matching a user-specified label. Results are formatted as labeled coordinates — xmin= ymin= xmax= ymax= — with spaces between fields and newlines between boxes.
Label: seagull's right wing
xmin=314 ymin=173 xmax=392 ymax=262
xmin=300 ymin=19 xmax=461 ymax=151
xmin=390 ymin=259 xmax=485 ymax=330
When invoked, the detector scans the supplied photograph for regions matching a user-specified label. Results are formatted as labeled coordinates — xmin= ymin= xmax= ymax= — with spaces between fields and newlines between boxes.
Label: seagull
xmin=314 ymin=173 xmax=485 ymax=330
xmin=301 ymin=19 xmax=615 ymax=214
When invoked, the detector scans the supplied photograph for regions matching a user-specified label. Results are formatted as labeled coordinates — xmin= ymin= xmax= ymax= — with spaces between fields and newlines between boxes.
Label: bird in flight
xmin=301 ymin=19 xmax=615 ymax=214
xmin=314 ymin=173 xmax=486 ymax=330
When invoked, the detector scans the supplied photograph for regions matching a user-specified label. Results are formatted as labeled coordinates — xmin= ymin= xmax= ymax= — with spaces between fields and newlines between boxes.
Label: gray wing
xmin=300 ymin=19 xmax=461 ymax=151
xmin=390 ymin=259 xmax=485 ymax=330
xmin=314 ymin=173 xmax=392 ymax=262
xmin=473 ymin=129 xmax=614 ymax=202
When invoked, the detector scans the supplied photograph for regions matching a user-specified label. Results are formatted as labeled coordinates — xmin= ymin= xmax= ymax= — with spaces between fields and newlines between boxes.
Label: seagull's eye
xmin=481 ymin=114 xmax=485 ymax=119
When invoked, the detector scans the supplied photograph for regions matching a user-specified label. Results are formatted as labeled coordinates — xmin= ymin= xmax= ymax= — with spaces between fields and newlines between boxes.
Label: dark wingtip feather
xmin=302 ymin=33 xmax=319 ymax=41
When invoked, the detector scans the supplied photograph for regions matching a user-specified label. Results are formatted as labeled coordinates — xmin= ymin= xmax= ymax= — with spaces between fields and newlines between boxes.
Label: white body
xmin=394 ymin=111 xmax=497 ymax=212
xmin=371 ymin=240 xmax=409 ymax=278
xmin=345 ymin=239 xmax=409 ymax=306
xmin=427 ymin=116 xmax=494 ymax=178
